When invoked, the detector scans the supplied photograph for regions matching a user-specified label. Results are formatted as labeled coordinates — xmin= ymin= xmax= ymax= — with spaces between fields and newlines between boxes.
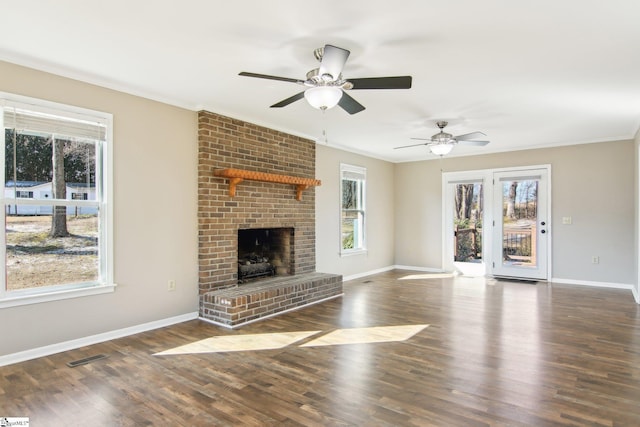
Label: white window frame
xmin=0 ymin=93 xmax=115 ymax=308
xmin=340 ymin=163 xmax=367 ymax=256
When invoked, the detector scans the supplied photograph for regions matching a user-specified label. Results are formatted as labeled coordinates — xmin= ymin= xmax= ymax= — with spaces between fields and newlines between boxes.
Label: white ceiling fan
xmin=396 ymin=121 xmax=490 ymax=156
xmin=239 ymin=44 xmax=412 ymax=114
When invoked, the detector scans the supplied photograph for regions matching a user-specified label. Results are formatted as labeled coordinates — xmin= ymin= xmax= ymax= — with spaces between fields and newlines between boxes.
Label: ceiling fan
xmin=239 ymin=44 xmax=412 ymax=114
xmin=395 ymin=121 xmax=490 ymax=156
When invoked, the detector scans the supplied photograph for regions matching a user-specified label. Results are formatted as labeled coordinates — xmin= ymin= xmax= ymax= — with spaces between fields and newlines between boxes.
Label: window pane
xmin=454 ymin=183 xmax=483 ymax=262
xmin=5 ymin=210 xmax=99 ymax=291
xmin=342 ymin=210 xmax=364 ymax=250
xmin=63 ymin=140 xmax=97 ymax=199
xmin=501 ymin=179 xmax=538 ymax=268
xmin=5 ymin=129 xmax=97 ymax=201
xmin=342 ymin=214 xmax=355 ymax=250
xmin=342 ymin=179 xmax=358 ymax=209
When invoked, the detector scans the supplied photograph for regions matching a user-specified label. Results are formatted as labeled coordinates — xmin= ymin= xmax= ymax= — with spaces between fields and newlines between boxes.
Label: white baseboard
xmin=551 ymin=277 xmax=634 ymax=290
xmin=342 ymin=266 xmax=396 ymax=282
xmin=0 ymin=311 xmax=199 ymax=367
xmin=392 ymin=265 xmax=446 ymax=273
xmin=343 ymin=267 xmax=636 ymax=296
xmin=342 ymin=265 xmax=445 ymax=282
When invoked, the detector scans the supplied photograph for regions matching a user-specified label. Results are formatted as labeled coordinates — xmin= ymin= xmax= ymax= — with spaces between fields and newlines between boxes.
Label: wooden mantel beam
xmin=213 ymin=168 xmax=321 ymax=201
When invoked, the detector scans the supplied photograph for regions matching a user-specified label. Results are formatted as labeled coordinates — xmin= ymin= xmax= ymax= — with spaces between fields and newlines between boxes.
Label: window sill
xmin=0 ymin=283 xmax=117 ymax=308
xmin=340 ymin=249 xmax=368 ymax=257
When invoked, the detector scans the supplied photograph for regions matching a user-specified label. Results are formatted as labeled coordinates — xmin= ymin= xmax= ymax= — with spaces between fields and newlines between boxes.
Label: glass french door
xmin=443 ymin=173 xmax=487 ymax=277
xmin=453 ymin=181 xmax=485 ymax=276
xmin=492 ymin=169 xmax=549 ymax=280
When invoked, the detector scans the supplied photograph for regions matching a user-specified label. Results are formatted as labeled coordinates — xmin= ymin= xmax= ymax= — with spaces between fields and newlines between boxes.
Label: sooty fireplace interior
xmin=237 ymin=228 xmax=293 ymax=283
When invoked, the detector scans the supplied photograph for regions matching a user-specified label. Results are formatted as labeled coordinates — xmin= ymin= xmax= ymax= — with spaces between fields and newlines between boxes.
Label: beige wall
xmin=393 ymin=160 xmax=443 ymax=268
xmin=395 ymin=140 xmax=635 ymax=286
xmin=315 ymin=145 xmax=395 ymax=278
xmin=0 ymin=61 xmax=199 ymax=356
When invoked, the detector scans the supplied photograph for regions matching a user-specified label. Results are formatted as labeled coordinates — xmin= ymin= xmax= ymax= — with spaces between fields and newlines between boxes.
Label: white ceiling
xmin=2 ymin=0 xmax=640 ymax=162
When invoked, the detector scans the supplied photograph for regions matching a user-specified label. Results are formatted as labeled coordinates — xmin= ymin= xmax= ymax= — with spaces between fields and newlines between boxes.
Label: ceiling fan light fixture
xmin=304 ymin=86 xmax=343 ymax=110
xmin=429 ymin=143 xmax=454 ymax=156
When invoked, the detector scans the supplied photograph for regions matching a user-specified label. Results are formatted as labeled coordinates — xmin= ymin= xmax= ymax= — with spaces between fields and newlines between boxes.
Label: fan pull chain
xmin=320 ymin=109 xmax=329 ymax=144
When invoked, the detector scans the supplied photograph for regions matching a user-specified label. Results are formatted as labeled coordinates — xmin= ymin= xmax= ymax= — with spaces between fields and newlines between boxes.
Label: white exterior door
xmin=491 ymin=168 xmax=549 ymax=280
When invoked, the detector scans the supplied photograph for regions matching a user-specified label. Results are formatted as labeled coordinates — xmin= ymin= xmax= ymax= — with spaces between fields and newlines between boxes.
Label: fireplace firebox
xmin=237 ymin=228 xmax=293 ymax=283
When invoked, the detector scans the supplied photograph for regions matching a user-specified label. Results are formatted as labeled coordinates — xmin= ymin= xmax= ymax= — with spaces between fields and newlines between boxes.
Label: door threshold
xmin=492 ymin=275 xmax=539 ymax=283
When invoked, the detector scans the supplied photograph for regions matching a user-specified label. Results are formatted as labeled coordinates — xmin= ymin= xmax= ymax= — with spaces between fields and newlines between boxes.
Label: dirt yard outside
xmin=5 ymin=215 xmax=98 ymax=290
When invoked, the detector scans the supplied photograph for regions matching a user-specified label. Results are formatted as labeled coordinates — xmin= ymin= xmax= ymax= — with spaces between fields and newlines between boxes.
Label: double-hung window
xmin=0 ymin=93 xmax=114 ymax=307
xmin=340 ymin=163 xmax=366 ymax=255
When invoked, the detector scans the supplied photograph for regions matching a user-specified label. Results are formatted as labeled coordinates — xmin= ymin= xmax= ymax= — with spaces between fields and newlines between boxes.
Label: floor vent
xmin=66 ymin=354 xmax=108 ymax=368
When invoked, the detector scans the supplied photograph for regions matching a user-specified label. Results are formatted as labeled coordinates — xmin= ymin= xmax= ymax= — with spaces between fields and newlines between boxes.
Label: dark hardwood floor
xmin=2 ymin=270 xmax=640 ymax=426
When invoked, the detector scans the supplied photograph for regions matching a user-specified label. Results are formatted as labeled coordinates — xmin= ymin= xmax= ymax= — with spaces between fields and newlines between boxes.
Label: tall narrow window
xmin=0 ymin=93 xmax=113 ymax=307
xmin=340 ymin=163 xmax=366 ymax=254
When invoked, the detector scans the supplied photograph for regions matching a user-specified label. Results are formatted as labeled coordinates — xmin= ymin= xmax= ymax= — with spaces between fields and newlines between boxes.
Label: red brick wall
xmin=198 ymin=111 xmax=317 ymax=294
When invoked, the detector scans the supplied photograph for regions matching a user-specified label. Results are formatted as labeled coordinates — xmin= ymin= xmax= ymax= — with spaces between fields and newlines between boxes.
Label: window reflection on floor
xmin=154 ymin=324 xmax=429 ymax=355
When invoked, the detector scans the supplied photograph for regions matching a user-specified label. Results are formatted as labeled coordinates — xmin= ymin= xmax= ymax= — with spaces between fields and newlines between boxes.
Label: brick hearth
xmin=201 ymin=273 xmax=342 ymax=327
xmin=197 ymin=111 xmax=342 ymax=325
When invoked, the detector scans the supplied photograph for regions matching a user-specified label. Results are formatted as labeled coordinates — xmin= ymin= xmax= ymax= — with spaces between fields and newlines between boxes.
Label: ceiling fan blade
xmin=239 ymin=72 xmax=304 ymax=84
xmin=338 ymin=92 xmax=365 ymax=115
xmin=318 ymin=45 xmax=350 ymax=80
xmin=348 ymin=76 xmax=412 ymax=90
xmin=394 ymin=142 xmax=430 ymax=149
xmin=458 ymin=140 xmax=490 ymax=146
xmin=455 ymin=131 xmax=487 ymax=141
xmin=270 ymin=92 xmax=305 ymax=108
xmin=410 ymin=137 xmax=431 ymax=141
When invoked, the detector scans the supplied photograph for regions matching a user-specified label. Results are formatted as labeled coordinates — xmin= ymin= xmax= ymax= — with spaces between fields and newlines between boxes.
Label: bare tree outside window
xmin=50 ymin=137 xmax=68 ymax=237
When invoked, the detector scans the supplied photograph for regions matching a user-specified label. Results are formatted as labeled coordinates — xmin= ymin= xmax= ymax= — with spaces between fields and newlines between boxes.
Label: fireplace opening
xmin=237 ymin=228 xmax=293 ymax=283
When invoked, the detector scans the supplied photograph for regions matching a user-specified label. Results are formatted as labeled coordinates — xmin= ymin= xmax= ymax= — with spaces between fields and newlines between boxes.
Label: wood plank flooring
xmin=2 ymin=270 xmax=640 ymax=426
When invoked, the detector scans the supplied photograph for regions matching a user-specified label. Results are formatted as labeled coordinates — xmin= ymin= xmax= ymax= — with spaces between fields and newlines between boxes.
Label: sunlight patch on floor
xmin=398 ymin=273 xmax=454 ymax=280
xmin=300 ymin=324 xmax=429 ymax=347
xmin=454 ymin=261 xmax=486 ymax=277
xmin=154 ymin=324 xmax=429 ymax=356
xmin=154 ymin=330 xmax=320 ymax=355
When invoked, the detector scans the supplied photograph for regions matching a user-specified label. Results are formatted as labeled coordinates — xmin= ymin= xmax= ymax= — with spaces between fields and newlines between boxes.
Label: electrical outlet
xmin=168 ymin=280 xmax=176 ymax=291
xmin=592 ymin=256 xmax=599 ymax=264
xmin=562 ymin=216 xmax=572 ymax=225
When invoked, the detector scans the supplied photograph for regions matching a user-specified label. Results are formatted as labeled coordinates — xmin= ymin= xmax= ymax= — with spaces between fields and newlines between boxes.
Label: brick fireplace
xmin=238 ymin=227 xmax=292 ymax=281
xmin=197 ymin=111 xmax=342 ymax=327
